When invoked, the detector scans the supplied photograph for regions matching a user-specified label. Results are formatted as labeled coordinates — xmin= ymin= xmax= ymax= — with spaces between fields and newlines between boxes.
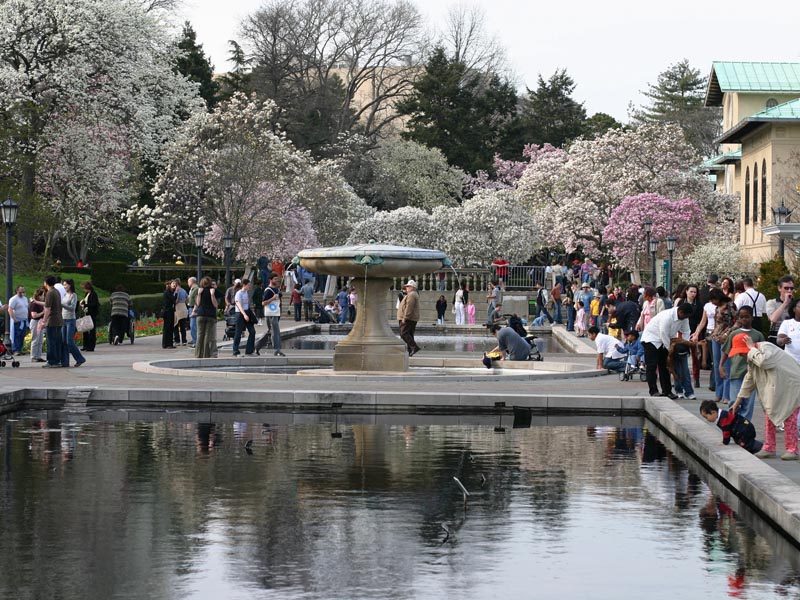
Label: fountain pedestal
xmin=334 ymin=277 xmax=407 ymax=372
xmin=297 ymin=244 xmax=447 ymax=372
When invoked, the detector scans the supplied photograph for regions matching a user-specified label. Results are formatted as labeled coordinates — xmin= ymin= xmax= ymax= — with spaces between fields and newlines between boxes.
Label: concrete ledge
xmin=646 ymin=396 xmax=800 ymax=545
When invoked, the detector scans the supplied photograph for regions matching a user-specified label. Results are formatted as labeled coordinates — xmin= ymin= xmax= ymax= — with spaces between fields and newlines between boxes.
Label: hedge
xmin=95 ymin=293 xmax=164 ymax=327
xmin=90 ymin=261 xmax=163 ymax=295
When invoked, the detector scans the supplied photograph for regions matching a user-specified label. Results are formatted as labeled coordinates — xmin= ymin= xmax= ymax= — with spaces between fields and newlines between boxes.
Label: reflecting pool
xmin=1 ymin=412 xmax=799 ymax=599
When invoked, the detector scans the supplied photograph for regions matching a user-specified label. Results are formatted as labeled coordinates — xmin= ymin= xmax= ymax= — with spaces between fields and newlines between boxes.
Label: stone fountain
xmin=297 ymin=243 xmax=447 ymax=372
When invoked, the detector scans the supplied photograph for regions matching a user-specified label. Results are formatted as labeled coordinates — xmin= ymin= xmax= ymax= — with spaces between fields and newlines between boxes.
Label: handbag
xmin=263 ymin=299 xmax=281 ymax=317
xmin=76 ymin=315 xmax=94 ymax=333
xmin=175 ymin=302 xmax=188 ymax=321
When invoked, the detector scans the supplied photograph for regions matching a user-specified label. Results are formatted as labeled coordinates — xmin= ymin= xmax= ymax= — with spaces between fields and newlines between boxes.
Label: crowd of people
xmin=581 ymin=270 xmax=800 ymax=460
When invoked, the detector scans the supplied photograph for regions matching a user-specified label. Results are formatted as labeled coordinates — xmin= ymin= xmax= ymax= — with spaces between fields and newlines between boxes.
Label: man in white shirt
xmin=641 ymin=304 xmax=693 ymax=398
xmin=8 ymin=285 xmax=29 ymax=355
xmin=588 ymin=326 xmax=627 ymax=372
xmin=735 ymin=277 xmax=767 ymax=331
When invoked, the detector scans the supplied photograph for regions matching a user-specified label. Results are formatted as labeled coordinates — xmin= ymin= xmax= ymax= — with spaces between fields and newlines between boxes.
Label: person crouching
xmin=699 ymin=399 xmax=763 ymax=454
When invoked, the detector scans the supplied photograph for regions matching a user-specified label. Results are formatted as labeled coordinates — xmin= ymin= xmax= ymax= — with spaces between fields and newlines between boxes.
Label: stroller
xmin=619 ymin=351 xmax=647 ymax=382
xmin=507 ymin=314 xmax=544 ymax=362
xmin=222 ymin=308 xmax=238 ymax=341
xmin=313 ymin=300 xmax=335 ymax=324
xmin=0 ymin=338 xmax=19 ymax=368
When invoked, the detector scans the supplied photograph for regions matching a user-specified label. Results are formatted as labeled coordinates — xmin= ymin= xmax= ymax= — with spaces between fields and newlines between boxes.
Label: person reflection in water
xmin=196 ymin=423 xmax=221 ymax=455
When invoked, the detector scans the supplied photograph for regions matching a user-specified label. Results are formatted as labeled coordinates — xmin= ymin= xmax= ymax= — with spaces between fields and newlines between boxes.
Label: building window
xmin=753 ymin=163 xmax=758 ymax=222
xmin=744 ymin=167 xmax=750 ymax=226
xmin=762 ymin=159 xmax=768 ymax=221
xmin=766 ymin=98 xmax=778 ymax=108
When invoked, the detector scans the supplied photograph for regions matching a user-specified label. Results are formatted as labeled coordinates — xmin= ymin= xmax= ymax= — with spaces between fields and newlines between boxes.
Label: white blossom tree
xmin=433 ymin=190 xmax=540 ymax=267
xmin=129 ymin=93 xmax=372 ymax=261
xmin=0 ymin=0 xmax=202 ymax=259
xmin=346 ymin=206 xmax=437 ymax=247
xmin=515 ymin=123 xmax=714 ymax=257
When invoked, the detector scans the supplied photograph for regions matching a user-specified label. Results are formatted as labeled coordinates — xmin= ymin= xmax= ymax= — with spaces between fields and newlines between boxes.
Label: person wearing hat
xmin=397 ymin=279 xmax=421 ymax=356
xmin=720 ymin=306 xmax=764 ymax=421
xmin=729 ymin=334 xmax=800 ymax=460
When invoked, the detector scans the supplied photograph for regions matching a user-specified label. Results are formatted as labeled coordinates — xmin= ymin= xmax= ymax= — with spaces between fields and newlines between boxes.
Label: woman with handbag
xmin=61 ymin=279 xmax=86 ymax=367
xmin=79 ymin=280 xmax=99 ymax=351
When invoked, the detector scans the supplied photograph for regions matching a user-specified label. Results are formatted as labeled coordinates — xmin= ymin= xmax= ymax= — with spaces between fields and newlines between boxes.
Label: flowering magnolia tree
xmin=432 ymin=190 xmax=540 ymax=267
xmin=346 ymin=206 xmax=437 ymax=248
xmin=0 ymin=0 xmax=202 ymax=260
xmin=128 ymin=93 xmax=372 ymax=261
xmin=467 ymin=144 xmax=558 ymax=194
xmin=603 ymin=193 xmax=705 ymax=281
xmin=363 ymin=139 xmax=467 ymax=211
xmin=678 ymin=239 xmax=747 ymax=285
xmin=516 ymin=123 xmax=712 ymax=256
xmin=347 ymin=190 xmax=539 ymax=266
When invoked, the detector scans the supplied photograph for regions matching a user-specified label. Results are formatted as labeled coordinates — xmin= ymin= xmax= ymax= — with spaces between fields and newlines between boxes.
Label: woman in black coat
xmin=161 ymin=280 xmax=177 ymax=349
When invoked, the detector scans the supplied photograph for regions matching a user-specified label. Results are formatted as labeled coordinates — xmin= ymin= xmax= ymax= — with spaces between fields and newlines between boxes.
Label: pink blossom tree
xmin=603 ymin=193 xmax=706 ymax=283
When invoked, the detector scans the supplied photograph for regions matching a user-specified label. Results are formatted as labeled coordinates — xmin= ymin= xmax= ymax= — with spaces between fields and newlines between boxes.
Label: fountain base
xmin=333 ymin=340 xmax=409 ymax=372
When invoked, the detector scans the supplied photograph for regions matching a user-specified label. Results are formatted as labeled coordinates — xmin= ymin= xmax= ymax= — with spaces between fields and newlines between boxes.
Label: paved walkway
xmin=4 ymin=320 xmax=800 ymax=488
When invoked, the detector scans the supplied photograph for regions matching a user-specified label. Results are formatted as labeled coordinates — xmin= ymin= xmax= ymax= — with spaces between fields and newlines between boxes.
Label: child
xmin=721 ymin=306 xmax=764 ymax=421
xmin=699 ymin=399 xmax=763 ymax=454
xmin=590 ymin=293 xmax=601 ymax=328
xmin=668 ymin=337 xmax=696 ymax=400
xmin=575 ymin=301 xmax=587 ymax=337
xmin=617 ymin=330 xmax=644 ymax=371
xmin=466 ymin=299 xmax=476 ymax=325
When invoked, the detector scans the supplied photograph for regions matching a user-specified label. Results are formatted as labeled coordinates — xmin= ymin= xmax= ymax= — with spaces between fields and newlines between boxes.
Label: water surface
xmin=1 ymin=413 xmax=798 ymax=599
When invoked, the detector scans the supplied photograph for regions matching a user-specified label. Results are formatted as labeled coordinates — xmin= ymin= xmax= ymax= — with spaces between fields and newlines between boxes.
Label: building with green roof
xmin=704 ymin=61 xmax=800 ymax=264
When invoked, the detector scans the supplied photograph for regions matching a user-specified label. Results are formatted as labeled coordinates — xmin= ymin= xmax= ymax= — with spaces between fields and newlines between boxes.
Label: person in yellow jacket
xmin=397 ymin=279 xmax=421 ymax=356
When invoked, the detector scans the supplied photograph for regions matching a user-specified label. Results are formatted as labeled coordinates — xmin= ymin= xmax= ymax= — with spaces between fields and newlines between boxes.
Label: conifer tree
xmin=631 ymin=59 xmax=721 ymax=158
xmin=176 ymin=22 xmax=219 ymax=109
xmin=520 ymin=69 xmax=587 ymax=148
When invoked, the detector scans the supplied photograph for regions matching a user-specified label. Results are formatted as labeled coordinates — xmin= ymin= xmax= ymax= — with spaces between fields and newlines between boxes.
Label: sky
xmin=176 ymin=0 xmax=800 ymax=122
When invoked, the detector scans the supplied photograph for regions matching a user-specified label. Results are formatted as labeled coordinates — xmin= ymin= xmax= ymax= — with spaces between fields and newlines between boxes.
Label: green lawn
xmin=5 ymin=273 xmax=109 ymax=300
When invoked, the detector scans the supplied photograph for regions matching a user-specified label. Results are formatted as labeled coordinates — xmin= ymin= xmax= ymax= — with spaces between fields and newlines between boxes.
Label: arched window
xmin=744 ymin=167 xmax=750 ymax=225
xmin=753 ymin=163 xmax=759 ymax=222
xmin=762 ymin=159 xmax=768 ymax=221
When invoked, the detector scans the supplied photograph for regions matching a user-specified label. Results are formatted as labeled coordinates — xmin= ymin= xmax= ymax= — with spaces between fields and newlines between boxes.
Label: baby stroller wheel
xmin=11 ymin=360 xmax=19 ymax=368
xmin=0 ymin=361 xmax=6 ymax=367
xmin=619 ymin=371 xmax=627 ymax=382
xmin=639 ymin=371 xmax=647 ymax=382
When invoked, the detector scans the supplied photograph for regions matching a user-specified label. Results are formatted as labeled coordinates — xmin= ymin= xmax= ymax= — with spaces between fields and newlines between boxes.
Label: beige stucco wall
xmin=723 ymin=92 xmax=800 ymax=132
xmin=737 ymin=122 xmax=800 ymax=265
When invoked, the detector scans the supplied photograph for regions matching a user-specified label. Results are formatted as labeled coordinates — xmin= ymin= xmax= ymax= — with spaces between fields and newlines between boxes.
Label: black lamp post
xmin=772 ymin=201 xmax=792 ymax=261
xmin=1 ymin=199 xmax=19 ymax=350
xmin=649 ymin=238 xmax=659 ymax=286
xmin=665 ymin=235 xmax=678 ymax=294
xmin=194 ymin=230 xmax=205 ymax=282
xmin=643 ymin=218 xmax=652 ymax=284
xmin=223 ymin=234 xmax=233 ymax=288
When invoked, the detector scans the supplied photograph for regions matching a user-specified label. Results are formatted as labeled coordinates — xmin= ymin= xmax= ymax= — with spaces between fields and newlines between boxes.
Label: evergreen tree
xmin=583 ymin=112 xmax=623 ymax=140
xmin=631 ymin=59 xmax=721 ymax=158
xmin=216 ymin=41 xmax=253 ymax=103
xmin=520 ymin=69 xmax=587 ymax=148
xmin=176 ymin=22 xmax=219 ymax=109
xmin=397 ymin=47 xmax=520 ymax=173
